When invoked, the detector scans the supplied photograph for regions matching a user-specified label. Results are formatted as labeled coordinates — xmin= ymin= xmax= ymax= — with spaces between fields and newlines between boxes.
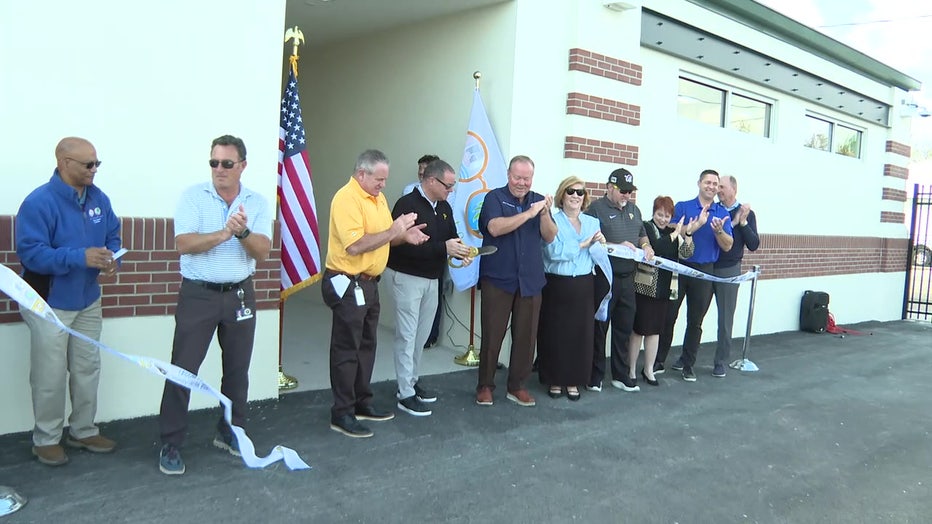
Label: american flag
xmin=277 ymin=66 xmax=322 ymax=298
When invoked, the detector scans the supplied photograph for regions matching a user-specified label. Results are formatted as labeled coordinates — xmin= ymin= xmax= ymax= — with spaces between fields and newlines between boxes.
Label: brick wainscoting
xmin=0 ymin=216 xmax=281 ymax=324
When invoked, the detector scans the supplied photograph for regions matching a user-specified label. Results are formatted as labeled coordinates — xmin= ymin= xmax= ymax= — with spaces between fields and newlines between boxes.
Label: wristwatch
xmin=235 ymin=228 xmax=251 ymax=240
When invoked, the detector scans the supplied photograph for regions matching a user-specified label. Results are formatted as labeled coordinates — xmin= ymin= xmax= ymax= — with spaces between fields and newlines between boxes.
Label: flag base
xmin=278 ymin=366 xmax=299 ymax=391
xmin=454 ymin=346 xmax=480 ymax=367
xmin=0 ymin=486 xmax=26 ymax=516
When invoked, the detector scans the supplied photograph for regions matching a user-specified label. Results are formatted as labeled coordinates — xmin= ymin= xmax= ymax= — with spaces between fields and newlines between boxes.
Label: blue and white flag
xmin=449 ymin=88 xmax=508 ymax=292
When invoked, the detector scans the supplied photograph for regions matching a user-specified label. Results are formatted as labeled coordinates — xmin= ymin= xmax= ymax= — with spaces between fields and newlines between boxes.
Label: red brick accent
xmin=742 ymin=234 xmax=909 ymax=279
xmin=0 ymin=216 xmax=282 ymax=324
xmin=880 ymin=211 xmax=906 ymax=224
xmin=882 ymin=188 xmax=908 ymax=202
xmin=568 ymin=48 xmax=642 ymax=86
xmin=883 ymin=164 xmax=909 ymax=179
xmin=885 ymin=140 xmax=911 ymax=158
xmin=566 ymin=92 xmax=641 ymax=126
xmin=564 ymin=136 xmax=638 ymax=165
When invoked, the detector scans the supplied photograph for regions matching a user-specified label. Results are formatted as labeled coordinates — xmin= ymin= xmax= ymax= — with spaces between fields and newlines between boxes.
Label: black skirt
xmin=537 ymin=273 xmax=594 ymax=387
xmin=633 ymin=293 xmax=668 ymax=336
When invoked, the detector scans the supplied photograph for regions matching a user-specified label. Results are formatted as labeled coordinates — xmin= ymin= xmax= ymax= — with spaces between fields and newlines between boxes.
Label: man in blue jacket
xmin=16 ymin=137 xmax=122 ymax=467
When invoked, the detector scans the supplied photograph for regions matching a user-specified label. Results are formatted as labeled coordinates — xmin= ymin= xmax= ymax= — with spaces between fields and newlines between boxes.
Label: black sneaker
xmin=212 ymin=432 xmax=241 ymax=457
xmin=682 ymin=365 xmax=697 ymax=382
xmin=610 ymin=376 xmax=640 ymax=392
xmin=671 ymin=358 xmax=685 ymax=372
xmin=712 ymin=363 xmax=727 ymax=378
xmin=414 ymin=383 xmax=437 ymax=403
xmin=330 ymin=414 xmax=373 ymax=438
xmin=397 ymin=395 xmax=432 ymax=416
xmin=653 ymin=362 xmax=665 ymax=375
xmin=355 ymin=404 xmax=395 ymax=421
xmin=159 ymin=443 xmax=185 ymax=475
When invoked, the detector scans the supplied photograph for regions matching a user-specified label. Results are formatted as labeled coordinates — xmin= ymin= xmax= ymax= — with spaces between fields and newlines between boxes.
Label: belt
xmin=325 ymin=269 xmax=380 ymax=282
xmin=184 ymin=278 xmax=249 ymax=292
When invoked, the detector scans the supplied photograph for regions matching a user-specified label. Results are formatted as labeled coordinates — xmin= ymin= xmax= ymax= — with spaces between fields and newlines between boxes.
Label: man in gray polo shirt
xmin=585 ymin=168 xmax=653 ymax=392
xmin=157 ymin=135 xmax=272 ymax=475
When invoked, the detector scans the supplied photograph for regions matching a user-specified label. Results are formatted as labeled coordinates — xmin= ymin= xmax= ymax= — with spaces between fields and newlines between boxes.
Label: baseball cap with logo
xmin=607 ymin=168 xmax=637 ymax=192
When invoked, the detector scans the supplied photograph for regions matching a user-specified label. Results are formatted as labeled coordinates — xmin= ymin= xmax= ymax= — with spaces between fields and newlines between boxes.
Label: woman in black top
xmin=628 ymin=196 xmax=694 ymax=386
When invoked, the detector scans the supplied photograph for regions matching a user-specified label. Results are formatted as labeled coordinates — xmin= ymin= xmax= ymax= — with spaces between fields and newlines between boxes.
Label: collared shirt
xmin=415 ymin=184 xmax=437 ymax=210
xmin=585 ymin=196 xmax=646 ymax=274
xmin=478 ymin=185 xmax=547 ymax=296
xmin=403 ymin=181 xmax=419 ymax=197
xmin=175 ymin=181 xmax=272 ymax=283
xmin=326 ymin=176 xmax=393 ymax=276
xmin=542 ymin=209 xmax=600 ymax=276
xmin=672 ymin=196 xmax=733 ymax=264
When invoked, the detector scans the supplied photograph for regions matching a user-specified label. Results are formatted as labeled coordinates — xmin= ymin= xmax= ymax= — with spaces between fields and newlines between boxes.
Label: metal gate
xmin=904 ymin=184 xmax=932 ymax=320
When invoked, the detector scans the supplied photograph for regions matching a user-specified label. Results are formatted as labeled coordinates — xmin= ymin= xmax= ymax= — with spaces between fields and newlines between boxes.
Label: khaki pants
xmin=21 ymin=299 xmax=103 ymax=446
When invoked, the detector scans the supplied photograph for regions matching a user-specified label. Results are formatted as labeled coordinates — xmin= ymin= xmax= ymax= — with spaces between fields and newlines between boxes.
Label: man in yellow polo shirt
xmin=322 ymin=149 xmax=429 ymax=438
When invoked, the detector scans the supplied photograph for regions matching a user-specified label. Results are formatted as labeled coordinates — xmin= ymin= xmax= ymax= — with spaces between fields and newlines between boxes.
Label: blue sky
xmin=756 ymin=0 xmax=932 ymax=152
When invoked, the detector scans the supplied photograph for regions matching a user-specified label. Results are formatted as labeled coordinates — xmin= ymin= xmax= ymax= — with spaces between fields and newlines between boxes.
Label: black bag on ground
xmin=800 ymin=290 xmax=829 ymax=333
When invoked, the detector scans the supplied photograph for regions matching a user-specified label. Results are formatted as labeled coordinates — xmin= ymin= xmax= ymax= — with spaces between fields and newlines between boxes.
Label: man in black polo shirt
xmin=585 ymin=168 xmax=653 ymax=392
xmin=387 ymin=160 xmax=472 ymax=416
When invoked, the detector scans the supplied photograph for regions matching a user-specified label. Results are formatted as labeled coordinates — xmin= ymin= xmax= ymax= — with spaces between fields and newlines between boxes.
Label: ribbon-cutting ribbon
xmin=604 ymin=243 xmax=759 ymax=284
xmin=0 ymin=264 xmax=310 ymax=471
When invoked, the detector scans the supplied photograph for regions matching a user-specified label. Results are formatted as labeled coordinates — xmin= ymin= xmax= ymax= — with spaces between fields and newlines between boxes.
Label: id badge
xmin=354 ymin=284 xmax=365 ymax=306
xmin=236 ymin=306 xmax=254 ymax=322
xmin=235 ymin=288 xmax=254 ymax=321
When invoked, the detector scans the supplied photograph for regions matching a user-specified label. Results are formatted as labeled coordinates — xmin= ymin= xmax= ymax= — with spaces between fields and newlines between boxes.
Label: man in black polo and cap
xmin=584 ymin=168 xmax=653 ymax=392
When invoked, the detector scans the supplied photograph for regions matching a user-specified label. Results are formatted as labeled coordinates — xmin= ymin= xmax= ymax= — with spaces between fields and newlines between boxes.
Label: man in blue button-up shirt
xmin=474 ymin=155 xmax=557 ymax=408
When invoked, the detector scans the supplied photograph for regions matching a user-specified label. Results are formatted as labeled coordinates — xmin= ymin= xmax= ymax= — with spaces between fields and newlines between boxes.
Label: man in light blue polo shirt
xmin=157 ymin=135 xmax=272 ymax=475
xmin=662 ymin=169 xmax=733 ymax=382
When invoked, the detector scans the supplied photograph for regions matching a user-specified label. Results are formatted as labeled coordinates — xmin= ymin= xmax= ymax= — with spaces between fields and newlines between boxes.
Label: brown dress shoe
xmin=506 ymin=389 xmax=536 ymax=407
xmin=65 ymin=433 xmax=116 ymax=453
xmin=33 ymin=444 xmax=69 ymax=466
xmin=475 ymin=386 xmax=493 ymax=406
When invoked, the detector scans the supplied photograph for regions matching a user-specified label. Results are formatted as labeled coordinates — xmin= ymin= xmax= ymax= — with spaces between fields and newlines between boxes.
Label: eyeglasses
xmin=66 ymin=158 xmax=102 ymax=169
xmin=565 ymin=188 xmax=586 ymax=196
xmin=433 ymin=177 xmax=456 ymax=190
xmin=611 ymin=185 xmax=632 ymax=195
xmin=209 ymin=159 xmax=244 ymax=169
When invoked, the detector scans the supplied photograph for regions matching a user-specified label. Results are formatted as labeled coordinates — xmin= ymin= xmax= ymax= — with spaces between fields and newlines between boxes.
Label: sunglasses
xmin=209 ymin=159 xmax=244 ymax=169
xmin=611 ymin=185 xmax=632 ymax=195
xmin=66 ymin=158 xmax=102 ymax=169
xmin=565 ymin=188 xmax=586 ymax=196
xmin=433 ymin=177 xmax=456 ymax=190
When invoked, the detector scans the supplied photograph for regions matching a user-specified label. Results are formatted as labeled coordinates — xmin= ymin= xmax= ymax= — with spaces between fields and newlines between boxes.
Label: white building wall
xmin=0 ymin=0 xmax=286 ymax=435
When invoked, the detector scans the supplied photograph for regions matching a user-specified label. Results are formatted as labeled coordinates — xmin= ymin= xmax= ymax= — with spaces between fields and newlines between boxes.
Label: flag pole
xmin=277 ymin=25 xmax=306 ymax=392
xmin=453 ymin=71 xmax=484 ymax=368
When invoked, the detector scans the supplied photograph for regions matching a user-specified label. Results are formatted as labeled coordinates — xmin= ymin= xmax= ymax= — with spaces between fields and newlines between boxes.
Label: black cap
xmin=607 ymin=168 xmax=636 ymax=191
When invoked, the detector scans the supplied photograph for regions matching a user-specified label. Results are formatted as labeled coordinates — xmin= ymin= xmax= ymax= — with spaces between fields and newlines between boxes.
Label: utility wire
xmin=819 ymin=14 xmax=932 ymax=28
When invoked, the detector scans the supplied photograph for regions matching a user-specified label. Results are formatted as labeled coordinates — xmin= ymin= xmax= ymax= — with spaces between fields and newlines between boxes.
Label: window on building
xmin=677 ymin=76 xmax=772 ymax=138
xmin=804 ymin=113 xmax=863 ymax=158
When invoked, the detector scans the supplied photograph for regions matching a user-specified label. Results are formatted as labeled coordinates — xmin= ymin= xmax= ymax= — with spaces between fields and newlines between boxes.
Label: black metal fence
xmin=904 ymin=184 xmax=932 ymax=321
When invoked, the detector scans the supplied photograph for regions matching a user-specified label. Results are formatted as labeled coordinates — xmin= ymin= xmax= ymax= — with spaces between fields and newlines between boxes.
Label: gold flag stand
xmin=453 ymin=71 xmax=483 ymax=368
xmin=277 ymin=25 xmax=306 ymax=392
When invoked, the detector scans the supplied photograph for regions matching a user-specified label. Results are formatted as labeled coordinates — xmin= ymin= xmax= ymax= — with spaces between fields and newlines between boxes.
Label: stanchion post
xmin=730 ymin=265 xmax=761 ymax=372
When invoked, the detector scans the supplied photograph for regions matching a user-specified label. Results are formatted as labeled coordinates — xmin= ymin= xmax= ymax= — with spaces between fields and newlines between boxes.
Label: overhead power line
xmin=820 ymin=13 xmax=932 ymax=28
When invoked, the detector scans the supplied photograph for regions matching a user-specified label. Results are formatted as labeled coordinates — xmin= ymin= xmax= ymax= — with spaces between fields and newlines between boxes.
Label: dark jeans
xmin=591 ymin=268 xmax=636 ymax=385
xmin=661 ymin=262 xmax=714 ymax=368
xmin=477 ymin=280 xmax=541 ymax=393
xmin=160 ymin=278 xmax=256 ymax=446
xmin=321 ymin=271 xmax=381 ymax=419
